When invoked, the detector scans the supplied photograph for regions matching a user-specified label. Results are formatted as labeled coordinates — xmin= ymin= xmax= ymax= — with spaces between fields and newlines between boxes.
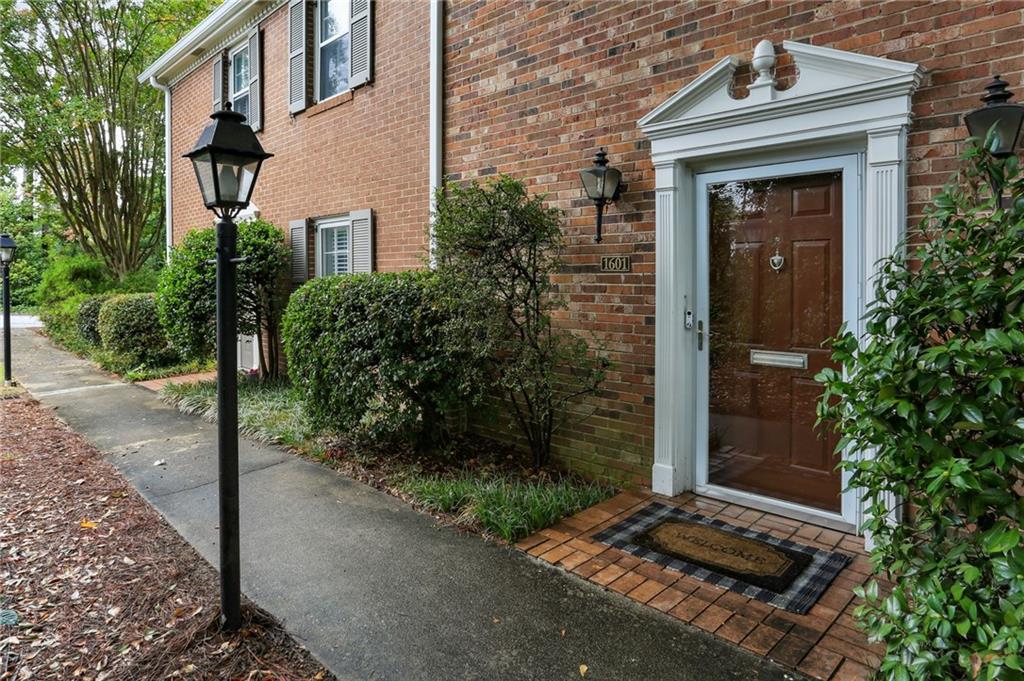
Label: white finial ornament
xmin=751 ymin=40 xmax=776 ymax=85
xmin=748 ymin=39 xmax=777 ymax=101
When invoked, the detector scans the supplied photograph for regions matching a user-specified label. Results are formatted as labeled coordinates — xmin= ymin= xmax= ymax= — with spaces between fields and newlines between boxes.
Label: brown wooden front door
xmin=706 ymin=172 xmax=843 ymax=512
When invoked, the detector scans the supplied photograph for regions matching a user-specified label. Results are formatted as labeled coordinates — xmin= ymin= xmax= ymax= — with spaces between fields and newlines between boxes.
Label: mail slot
xmin=749 ymin=349 xmax=808 ymax=369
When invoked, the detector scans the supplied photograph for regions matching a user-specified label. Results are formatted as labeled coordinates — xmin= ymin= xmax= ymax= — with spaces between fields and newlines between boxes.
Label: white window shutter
xmin=348 ymin=0 xmax=373 ymax=89
xmin=212 ymin=50 xmax=227 ymax=113
xmin=290 ymin=219 xmax=309 ymax=284
xmin=350 ymin=209 xmax=373 ymax=273
xmin=247 ymin=28 xmax=262 ymax=131
xmin=287 ymin=0 xmax=311 ymax=113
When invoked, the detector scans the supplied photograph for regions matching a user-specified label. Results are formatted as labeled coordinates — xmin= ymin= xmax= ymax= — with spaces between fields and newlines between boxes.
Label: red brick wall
xmin=444 ymin=0 xmax=1024 ymax=484
xmin=170 ymin=0 xmax=431 ymax=272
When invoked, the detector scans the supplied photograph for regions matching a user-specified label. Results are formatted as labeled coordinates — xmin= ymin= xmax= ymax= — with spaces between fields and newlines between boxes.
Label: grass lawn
xmin=161 ymin=378 xmax=615 ymax=542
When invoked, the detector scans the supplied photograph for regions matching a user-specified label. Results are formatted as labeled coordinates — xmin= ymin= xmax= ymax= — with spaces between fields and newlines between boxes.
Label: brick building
xmin=143 ymin=0 xmax=1024 ymax=534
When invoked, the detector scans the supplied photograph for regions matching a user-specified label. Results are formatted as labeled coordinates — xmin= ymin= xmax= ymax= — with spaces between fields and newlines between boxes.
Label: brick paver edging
xmin=517 ymin=491 xmax=888 ymax=681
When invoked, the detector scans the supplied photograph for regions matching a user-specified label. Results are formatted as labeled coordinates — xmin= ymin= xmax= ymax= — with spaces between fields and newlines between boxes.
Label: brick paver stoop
xmin=517 ymin=491 xmax=888 ymax=681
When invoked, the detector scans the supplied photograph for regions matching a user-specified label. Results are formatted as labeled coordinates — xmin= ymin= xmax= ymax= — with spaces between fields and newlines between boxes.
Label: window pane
xmin=320 ymin=224 xmax=349 ymax=276
xmin=319 ymin=33 xmax=349 ymax=99
xmin=320 ymin=0 xmax=348 ymax=42
xmin=232 ymin=47 xmax=249 ymax=94
xmin=233 ymin=93 xmax=250 ymax=122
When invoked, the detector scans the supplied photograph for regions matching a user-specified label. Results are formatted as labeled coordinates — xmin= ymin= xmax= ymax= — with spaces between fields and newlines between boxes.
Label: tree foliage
xmin=157 ymin=219 xmax=290 ymax=377
xmin=818 ymin=141 xmax=1024 ymax=680
xmin=433 ymin=176 xmax=606 ymax=470
xmin=0 ymin=0 xmax=216 ymax=277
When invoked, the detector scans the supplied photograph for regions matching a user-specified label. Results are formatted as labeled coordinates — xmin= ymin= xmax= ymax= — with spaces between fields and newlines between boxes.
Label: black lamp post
xmin=964 ymin=75 xmax=1024 ymax=201
xmin=0 ymin=233 xmax=16 ymax=387
xmin=183 ymin=102 xmax=271 ymax=631
xmin=579 ymin=148 xmax=623 ymax=243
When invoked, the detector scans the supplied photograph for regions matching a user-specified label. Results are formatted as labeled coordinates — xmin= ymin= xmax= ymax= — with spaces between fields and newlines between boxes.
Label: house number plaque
xmin=600 ymin=255 xmax=631 ymax=272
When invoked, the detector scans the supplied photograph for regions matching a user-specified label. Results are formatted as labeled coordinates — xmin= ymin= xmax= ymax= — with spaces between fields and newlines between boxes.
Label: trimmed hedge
xmin=283 ymin=271 xmax=489 ymax=449
xmin=40 ymin=294 xmax=89 ymax=351
xmin=97 ymin=293 xmax=169 ymax=365
xmin=76 ymin=294 xmax=112 ymax=346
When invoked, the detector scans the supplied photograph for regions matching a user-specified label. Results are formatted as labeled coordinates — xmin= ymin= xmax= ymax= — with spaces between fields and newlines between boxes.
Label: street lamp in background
xmin=183 ymin=102 xmax=272 ymax=631
xmin=0 ymin=234 xmax=16 ymax=386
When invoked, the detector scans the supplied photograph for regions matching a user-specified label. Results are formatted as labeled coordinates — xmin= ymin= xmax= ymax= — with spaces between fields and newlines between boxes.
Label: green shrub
xmin=818 ymin=142 xmax=1024 ymax=679
xmin=115 ymin=265 xmax=161 ymax=294
xmin=97 ymin=293 xmax=169 ymax=365
xmin=37 ymin=254 xmax=112 ymax=307
xmin=283 ymin=271 xmax=489 ymax=450
xmin=433 ymin=176 xmax=607 ymax=469
xmin=76 ymin=294 xmax=112 ymax=346
xmin=157 ymin=219 xmax=289 ymax=375
xmin=40 ymin=293 xmax=89 ymax=351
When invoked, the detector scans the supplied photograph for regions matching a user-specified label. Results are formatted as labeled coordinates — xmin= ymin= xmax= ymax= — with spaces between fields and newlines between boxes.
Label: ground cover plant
xmin=160 ymin=378 xmax=614 ymax=542
xmin=818 ymin=139 xmax=1024 ymax=679
xmin=433 ymin=176 xmax=607 ymax=470
xmin=0 ymin=395 xmax=333 ymax=680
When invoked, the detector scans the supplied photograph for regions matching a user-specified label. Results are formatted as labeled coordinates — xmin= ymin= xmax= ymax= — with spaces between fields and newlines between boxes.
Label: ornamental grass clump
xmin=818 ymin=141 xmax=1024 ymax=680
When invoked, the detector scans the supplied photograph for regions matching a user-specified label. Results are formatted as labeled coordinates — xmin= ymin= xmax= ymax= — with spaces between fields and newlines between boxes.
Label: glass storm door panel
xmin=706 ymin=172 xmax=843 ymax=512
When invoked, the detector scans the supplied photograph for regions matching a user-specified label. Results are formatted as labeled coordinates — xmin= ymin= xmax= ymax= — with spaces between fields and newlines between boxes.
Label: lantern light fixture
xmin=183 ymin=102 xmax=273 ymax=217
xmin=964 ymin=75 xmax=1024 ymax=159
xmin=579 ymin=148 xmax=624 ymax=243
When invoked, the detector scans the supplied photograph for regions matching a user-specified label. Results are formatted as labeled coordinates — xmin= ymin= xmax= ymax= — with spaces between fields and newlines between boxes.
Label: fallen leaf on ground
xmin=79 ymin=519 xmax=97 ymax=529
xmin=579 ymin=663 xmax=588 ymax=677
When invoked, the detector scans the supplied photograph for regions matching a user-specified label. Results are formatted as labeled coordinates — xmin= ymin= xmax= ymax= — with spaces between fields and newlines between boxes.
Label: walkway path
xmin=13 ymin=328 xmax=800 ymax=681
xmin=0 ymin=313 xmax=41 ymax=328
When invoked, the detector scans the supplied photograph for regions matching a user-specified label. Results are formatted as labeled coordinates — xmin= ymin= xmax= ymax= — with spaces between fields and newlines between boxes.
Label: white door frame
xmin=694 ymin=155 xmax=861 ymax=530
xmin=638 ymin=40 xmax=923 ymax=535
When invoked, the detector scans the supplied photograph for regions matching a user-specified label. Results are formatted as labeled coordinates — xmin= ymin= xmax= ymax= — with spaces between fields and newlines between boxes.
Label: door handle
xmin=697 ymin=321 xmax=704 ymax=351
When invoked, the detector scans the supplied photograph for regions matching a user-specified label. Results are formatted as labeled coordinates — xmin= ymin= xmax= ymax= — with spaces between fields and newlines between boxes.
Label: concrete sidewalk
xmin=12 ymin=328 xmax=800 ymax=681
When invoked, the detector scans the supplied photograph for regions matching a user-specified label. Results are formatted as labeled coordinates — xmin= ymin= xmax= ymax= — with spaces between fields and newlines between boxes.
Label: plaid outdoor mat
xmin=591 ymin=501 xmax=851 ymax=614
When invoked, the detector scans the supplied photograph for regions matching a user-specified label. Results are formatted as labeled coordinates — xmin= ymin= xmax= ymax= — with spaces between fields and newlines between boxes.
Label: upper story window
xmin=229 ymin=42 xmax=250 ymax=120
xmin=317 ymin=0 xmax=349 ymax=101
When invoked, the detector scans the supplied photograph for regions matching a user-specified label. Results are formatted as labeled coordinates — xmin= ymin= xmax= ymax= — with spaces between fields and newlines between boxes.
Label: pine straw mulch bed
xmin=0 ymin=396 xmax=334 ymax=681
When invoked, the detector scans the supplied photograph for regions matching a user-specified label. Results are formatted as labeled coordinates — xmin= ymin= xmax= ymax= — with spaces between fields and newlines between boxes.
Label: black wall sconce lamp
xmin=579 ymin=148 xmax=623 ymax=243
xmin=963 ymin=75 xmax=1024 ymax=202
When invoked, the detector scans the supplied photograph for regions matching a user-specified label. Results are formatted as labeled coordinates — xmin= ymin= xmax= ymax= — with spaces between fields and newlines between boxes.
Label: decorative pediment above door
xmin=639 ymin=40 xmax=924 ymax=155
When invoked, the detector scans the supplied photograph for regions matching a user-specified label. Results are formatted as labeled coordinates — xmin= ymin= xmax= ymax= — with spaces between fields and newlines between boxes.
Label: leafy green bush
xmin=76 ymin=294 xmax=112 ymax=346
xmin=157 ymin=219 xmax=290 ymax=375
xmin=37 ymin=253 xmax=112 ymax=307
xmin=400 ymin=474 xmax=614 ymax=542
xmin=40 ymin=294 xmax=90 ymax=352
xmin=283 ymin=271 xmax=489 ymax=450
xmin=818 ymin=143 xmax=1024 ymax=679
xmin=433 ymin=176 xmax=606 ymax=469
xmin=97 ymin=293 xmax=170 ymax=365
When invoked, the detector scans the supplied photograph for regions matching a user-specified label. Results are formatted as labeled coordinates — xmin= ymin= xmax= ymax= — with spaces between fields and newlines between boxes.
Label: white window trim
xmin=313 ymin=0 xmax=350 ymax=104
xmin=315 ymin=215 xmax=353 ymax=277
xmin=228 ymin=41 xmax=250 ymax=112
xmin=638 ymin=40 xmax=923 ymax=538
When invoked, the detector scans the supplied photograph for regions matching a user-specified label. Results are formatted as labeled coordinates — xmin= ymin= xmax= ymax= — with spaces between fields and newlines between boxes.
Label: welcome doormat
xmin=592 ymin=502 xmax=851 ymax=614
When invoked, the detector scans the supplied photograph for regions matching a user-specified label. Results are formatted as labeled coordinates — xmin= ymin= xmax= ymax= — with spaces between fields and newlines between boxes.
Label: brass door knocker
xmin=769 ymin=237 xmax=785 ymax=273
